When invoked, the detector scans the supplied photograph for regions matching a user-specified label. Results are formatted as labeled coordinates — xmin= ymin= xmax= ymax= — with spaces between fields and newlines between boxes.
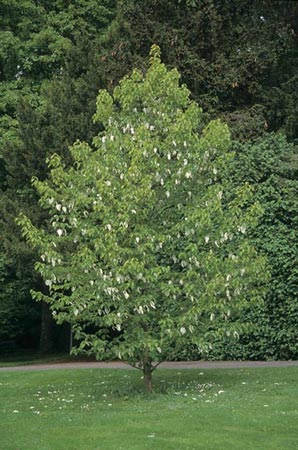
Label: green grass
xmin=0 ymin=353 xmax=95 ymax=367
xmin=0 ymin=367 xmax=297 ymax=449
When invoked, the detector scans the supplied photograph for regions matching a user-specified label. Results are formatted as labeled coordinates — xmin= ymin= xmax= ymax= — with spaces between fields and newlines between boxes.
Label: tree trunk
xmin=39 ymin=301 xmax=54 ymax=354
xmin=143 ymin=348 xmax=153 ymax=393
xmin=143 ymin=365 xmax=153 ymax=393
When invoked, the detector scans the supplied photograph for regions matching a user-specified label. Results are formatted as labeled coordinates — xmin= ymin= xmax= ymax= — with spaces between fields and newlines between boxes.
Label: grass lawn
xmin=0 ymin=367 xmax=297 ymax=449
xmin=0 ymin=353 xmax=95 ymax=368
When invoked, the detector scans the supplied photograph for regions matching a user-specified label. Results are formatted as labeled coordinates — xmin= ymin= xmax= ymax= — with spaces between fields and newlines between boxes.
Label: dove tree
xmin=18 ymin=46 xmax=266 ymax=392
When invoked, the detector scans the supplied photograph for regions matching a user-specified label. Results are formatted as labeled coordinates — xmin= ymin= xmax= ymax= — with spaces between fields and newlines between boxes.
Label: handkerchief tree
xmin=18 ymin=46 xmax=266 ymax=392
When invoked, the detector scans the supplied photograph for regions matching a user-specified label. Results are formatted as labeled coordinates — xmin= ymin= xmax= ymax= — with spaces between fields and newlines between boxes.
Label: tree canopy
xmin=18 ymin=47 xmax=266 ymax=390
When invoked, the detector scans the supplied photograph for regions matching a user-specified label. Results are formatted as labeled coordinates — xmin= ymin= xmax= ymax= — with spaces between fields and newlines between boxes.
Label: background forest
xmin=0 ymin=0 xmax=297 ymax=360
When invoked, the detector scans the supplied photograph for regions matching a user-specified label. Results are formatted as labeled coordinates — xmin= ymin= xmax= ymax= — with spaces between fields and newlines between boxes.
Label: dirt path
xmin=0 ymin=360 xmax=297 ymax=372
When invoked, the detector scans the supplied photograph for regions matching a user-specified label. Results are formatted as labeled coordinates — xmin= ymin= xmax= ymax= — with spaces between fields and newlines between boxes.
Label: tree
xmin=0 ymin=0 xmax=116 ymax=352
xmin=230 ymin=134 xmax=297 ymax=359
xmin=101 ymin=0 xmax=298 ymax=141
xmin=18 ymin=46 xmax=266 ymax=391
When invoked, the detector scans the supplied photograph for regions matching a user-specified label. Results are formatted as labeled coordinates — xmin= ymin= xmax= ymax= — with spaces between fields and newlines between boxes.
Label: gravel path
xmin=0 ymin=360 xmax=297 ymax=372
